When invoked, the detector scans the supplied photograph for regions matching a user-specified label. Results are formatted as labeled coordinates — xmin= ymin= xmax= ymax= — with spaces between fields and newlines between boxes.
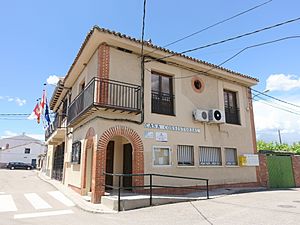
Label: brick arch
xmin=81 ymin=127 xmax=96 ymax=195
xmin=92 ymin=125 xmax=144 ymax=203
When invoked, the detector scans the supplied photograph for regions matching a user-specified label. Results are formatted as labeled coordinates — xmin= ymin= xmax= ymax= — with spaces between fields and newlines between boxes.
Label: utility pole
xmin=278 ymin=129 xmax=282 ymax=144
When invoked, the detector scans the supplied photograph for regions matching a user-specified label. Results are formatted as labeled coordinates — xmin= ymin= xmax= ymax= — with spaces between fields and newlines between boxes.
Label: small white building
xmin=0 ymin=134 xmax=46 ymax=168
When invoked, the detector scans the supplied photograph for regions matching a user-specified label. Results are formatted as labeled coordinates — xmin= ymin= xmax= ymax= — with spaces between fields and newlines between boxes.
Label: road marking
xmin=47 ymin=191 xmax=75 ymax=207
xmin=14 ymin=209 xmax=74 ymax=219
xmin=0 ymin=195 xmax=17 ymax=212
xmin=24 ymin=193 xmax=52 ymax=209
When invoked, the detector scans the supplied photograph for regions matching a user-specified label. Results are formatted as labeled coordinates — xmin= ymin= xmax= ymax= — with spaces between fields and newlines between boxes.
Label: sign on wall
xmin=155 ymin=132 xmax=168 ymax=142
xmin=144 ymin=131 xmax=154 ymax=139
xmin=144 ymin=123 xmax=200 ymax=133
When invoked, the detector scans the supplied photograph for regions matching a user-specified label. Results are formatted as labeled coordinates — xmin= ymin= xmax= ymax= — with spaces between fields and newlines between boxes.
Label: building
xmin=45 ymin=26 xmax=259 ymax=204
xmin=0 ymin=134 xmax=46 ymax=168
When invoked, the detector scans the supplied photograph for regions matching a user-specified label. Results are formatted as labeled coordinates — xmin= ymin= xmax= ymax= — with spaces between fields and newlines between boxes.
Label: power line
xmin=253 ymin=95 xmax=300 ymax=116
xmin=145 ymin=0 xmax=272 ymax=56
xmin=145 ymin=16 xmax=300 ymax=63
xmin=253 ymin=95 xmax=300 ymax=113
xmin=213 ymin=36 xmax=300 ymax=69
xmin=145 ymin=35 xmax=300 ymax=80
xmin=252 ymin=88 xmax=300 ymax=108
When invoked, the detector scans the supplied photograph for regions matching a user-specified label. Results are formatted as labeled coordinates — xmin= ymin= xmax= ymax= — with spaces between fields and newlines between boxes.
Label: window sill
xmin=224 ymin=123 xmax=242 ymax=127
xmin=199 ymin=165 xmax=223 ymax=168
xmin=153 ymin=165 xmax=172 ymax=167
xmin=151 ymin=112 xmax=176 ymax=117
xmin=177 ymin=165 xmax=196 ymax=168
xmin=225 ymin=165 xmax=240 ymax=168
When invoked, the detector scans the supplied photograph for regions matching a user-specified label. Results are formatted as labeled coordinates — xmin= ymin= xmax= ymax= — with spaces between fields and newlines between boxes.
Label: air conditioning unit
xmin=192 ymin=109 xmax=209 ymax=122
xmin=208 ymin=109 xmax=225 ymax=123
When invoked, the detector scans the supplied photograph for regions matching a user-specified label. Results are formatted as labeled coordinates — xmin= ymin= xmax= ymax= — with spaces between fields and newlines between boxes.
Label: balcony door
xmin=151 ymin=72 xmax=174 ymax=115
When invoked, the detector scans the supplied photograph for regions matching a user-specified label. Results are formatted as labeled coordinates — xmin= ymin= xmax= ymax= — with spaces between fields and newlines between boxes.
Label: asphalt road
xmin=0 ymin=169 xmax=300 ymax=225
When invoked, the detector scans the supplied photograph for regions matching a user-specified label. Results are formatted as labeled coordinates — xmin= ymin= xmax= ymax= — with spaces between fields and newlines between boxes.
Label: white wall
xmin=0 ymin=135 xmax=45 ymax=166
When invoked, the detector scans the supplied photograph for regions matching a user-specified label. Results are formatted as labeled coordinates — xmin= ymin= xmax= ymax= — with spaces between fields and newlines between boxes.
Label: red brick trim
xmin=292 ymin=156 xmax=300 ymax=187
xmin=97 ymin=44 xmax=110 ymax=105
xmin=257 ymin=154 xmax=269 ymax=187
xmin=98 ymin=43 xmax=110 ymax=79
xmin=81 ymin=127 xmax=96 ymax=195
xmin=92 ymin=125 xmax=144 ymax=203
xmin=68 ymin=184 xmax=81 ymax=194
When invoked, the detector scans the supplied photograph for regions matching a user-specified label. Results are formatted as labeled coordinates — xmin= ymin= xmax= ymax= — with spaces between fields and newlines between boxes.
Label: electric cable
xmin=145 ymin=0 xmax=272 ymax=56
xmin=145 ymin=16 xmax=300 ymax=63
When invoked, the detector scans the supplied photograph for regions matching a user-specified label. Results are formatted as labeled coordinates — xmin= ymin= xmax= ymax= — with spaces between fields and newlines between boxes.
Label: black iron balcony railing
xmin=151 ymin=91 xmax=175 ymax=116
xmin=67 ymin=78 xmax=141 ymax=125
xmin=45 ymin=114 xmax=65 ymax=140
xmin=224 ymin=106 xmax=240 ymax=125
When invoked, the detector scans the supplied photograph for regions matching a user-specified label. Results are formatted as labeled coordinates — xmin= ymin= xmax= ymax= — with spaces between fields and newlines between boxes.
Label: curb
xmin=37 ymin=171 xmax=116 ymax=214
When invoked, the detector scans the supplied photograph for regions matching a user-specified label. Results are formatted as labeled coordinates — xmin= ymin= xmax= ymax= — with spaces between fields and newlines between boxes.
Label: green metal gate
xmin=266 ymin=155 xmax=295 ymax=188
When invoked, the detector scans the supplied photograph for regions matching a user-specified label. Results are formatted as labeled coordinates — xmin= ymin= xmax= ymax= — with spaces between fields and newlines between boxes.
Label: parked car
xmin=6 ymin=162 xmax=33 ymax=170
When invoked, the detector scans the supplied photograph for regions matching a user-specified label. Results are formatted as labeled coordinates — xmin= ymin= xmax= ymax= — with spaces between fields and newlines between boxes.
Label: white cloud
xmin=46 ymin=75 xmax=60 ymax=85
xmin=266 ymin=74 xmax=300 ymax=91
xmin=253 ymin=98 xmax=300 ymax=143
xmin=0 ymin=96 xmax=27 ymax=106
xmin=15 ymin=98 xmax=26 ymax=106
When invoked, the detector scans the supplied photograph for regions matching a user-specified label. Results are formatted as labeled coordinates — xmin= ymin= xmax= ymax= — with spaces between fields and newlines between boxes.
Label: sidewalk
xmin=38 ymin=171 xmax=115 ymax=214
xmin=38 ymin=171 xmax=266 ymax=213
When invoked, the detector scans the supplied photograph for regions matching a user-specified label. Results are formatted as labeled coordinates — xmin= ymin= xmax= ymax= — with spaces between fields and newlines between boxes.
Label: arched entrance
xmin=92 ymin=125 xmax=144 ymax=203
xmin=81 ymin=127 xmax=95 ymax=196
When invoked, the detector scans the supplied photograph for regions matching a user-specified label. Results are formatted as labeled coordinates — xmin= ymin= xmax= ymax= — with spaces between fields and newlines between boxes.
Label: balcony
xmin=67 ymin=78 xmax=141 ymax=126
xmin=224 ymin=106 xmax=240 ymax=125
xmin=151 ymin=91 xmax=175 ymax=116
xmin=45 ymin=114 xmax=66 ymax=144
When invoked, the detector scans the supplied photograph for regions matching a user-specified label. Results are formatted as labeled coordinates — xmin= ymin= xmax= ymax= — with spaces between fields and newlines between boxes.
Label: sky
xmin=0 ymin=0 xmax=299 ymax=143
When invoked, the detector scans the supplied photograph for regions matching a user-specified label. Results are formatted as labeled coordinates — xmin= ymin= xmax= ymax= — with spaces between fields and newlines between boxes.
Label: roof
xmin=66 ymin=26 xmax=258 ymax=82
xmin=50 ymin=78 xmax=65 ymax=110
xmin=50 ymin=26 xmax=259 ymax=109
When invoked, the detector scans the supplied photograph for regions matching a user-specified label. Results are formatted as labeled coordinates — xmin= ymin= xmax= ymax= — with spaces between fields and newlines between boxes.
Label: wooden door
xmin=123 ymin=143 xmax=133 ymax=189
xmin=105 ymin=141 xmax=114 ymax=189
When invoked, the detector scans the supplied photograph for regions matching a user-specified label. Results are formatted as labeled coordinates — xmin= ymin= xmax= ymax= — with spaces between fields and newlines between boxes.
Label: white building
xmin=0 ymin=134 xmax=46 ymax=168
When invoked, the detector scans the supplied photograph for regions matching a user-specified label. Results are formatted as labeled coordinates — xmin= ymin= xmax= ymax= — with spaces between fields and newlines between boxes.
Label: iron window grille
xmin=199 ymin=146 xmax=222 ymax=166
xmin=71 ymin=141 xmax=81 ymax=164
xmin=177 ymin=145 xmax=194 ymax=166
xmin=224 ymin=90 xmax=240 ymax=125
xmin=151 ymin=72 xmax=175 ymax=116
xmin=225 ymin=148 xmax=238 ymax=165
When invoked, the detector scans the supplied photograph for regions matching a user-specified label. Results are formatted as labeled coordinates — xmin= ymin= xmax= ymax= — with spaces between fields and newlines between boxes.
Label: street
xmin=0 ymin=169 xmax=300 ymax=225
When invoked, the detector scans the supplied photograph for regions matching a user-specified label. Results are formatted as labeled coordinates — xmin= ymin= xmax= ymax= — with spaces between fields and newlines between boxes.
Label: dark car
xmin=6 ymin=162 xmax=33 ymax=170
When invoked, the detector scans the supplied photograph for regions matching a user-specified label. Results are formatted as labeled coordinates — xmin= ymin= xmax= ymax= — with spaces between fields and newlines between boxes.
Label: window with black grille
xmin=71 ymin=141 xmax=81 ymax=164
xmin=224 ymin=90 xmax=240 ymax=125
xmin=151 ymin=72 xmax=174 ymax=115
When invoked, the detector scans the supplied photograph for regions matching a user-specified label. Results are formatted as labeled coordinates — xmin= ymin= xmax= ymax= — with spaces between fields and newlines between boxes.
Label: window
xmin=151 ymin=72 xmax=174 ymax=115
xmin=225 ymin=148 xmax=238 ymax=166
xmin=153 ymin=146 xmax=171 ymax=166
xmin=199 ymin=146 xmax=222 ymax=166
xmin=71 ymin=141 xmax=81 ymax=164
xmin=224 ymin=90 xmax=240 ymax=125
xmin=24 ymin=148 xmax=30 ymax=154
xmin=177 ymin=145 xmax=194 ymax=166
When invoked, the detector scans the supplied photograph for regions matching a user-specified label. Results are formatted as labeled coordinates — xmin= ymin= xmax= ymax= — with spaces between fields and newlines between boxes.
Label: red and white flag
xmin=28 ymin=103 xmax=41 ymax=123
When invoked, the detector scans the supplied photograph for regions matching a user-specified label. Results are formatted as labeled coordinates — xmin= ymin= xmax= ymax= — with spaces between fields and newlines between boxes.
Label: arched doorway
xmin=92 ymin=125 xmax=144 ymax=203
